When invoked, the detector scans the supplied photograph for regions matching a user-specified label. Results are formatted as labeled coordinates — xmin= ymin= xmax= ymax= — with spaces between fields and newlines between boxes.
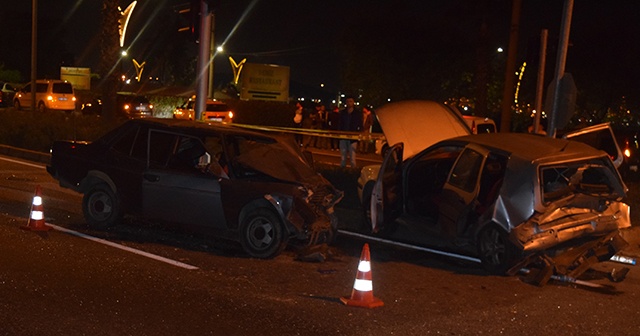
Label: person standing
xmin=359 ymin=105 xmax=374 ymax=153
xmin=303 ymin=104 xmax=320 ymax=148
xmin=338 ymin=96 xmax=362 ymax=168
xmin=327 ymin=105 xmax=341 ymax=151
xmin=293 ymin=102 xmax=304 ymax=146
xmin=316 ymin=103 xmax=329 ymax=149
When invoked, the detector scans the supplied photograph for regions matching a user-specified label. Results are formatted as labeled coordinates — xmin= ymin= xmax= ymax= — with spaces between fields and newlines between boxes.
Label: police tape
xmin=224 ymin=122 xmax=387 ymax=142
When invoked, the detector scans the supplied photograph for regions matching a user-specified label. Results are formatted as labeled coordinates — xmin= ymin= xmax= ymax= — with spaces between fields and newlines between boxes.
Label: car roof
xmin=375 ymin=100 xmax=471 ymax=159
xmin=125 ymin=118 xmax=267 ymax=138
xmin=451 ymin=132 xmax=607 ymax=163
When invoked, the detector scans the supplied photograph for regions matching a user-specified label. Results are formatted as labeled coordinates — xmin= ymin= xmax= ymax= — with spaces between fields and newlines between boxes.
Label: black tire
xmin=82 ymin=183 xmax=123 ymax=229
xmin=239 ymin=208 xmax=287 ymax=259
xmin=361 ymin=181 xmax=375 ymax=230
xmin=477 ymin=224 xmax=520 ymax=275
xmin=37 ymin=102 xmax=47 ymax=113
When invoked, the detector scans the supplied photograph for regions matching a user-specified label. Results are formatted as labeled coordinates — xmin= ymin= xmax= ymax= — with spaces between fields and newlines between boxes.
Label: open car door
xmin=563 ymin=123 xmax=623 ymax=168
xmin=437 ymin=144 xmax=491 ymax=238
xmin=371 ymin=143 xmax=403 ymax=234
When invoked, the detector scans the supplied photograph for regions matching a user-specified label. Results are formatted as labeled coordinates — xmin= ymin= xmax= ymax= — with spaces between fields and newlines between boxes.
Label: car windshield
xmin=540 ymin=158 xmax=621 ymax=203
xmin=52 ymin=83 xmax=73 ymax=94
xmin=206 ymin=103 xmax=229 ymax=112
xmin=132 ymin=96 xmax=149 ymax=104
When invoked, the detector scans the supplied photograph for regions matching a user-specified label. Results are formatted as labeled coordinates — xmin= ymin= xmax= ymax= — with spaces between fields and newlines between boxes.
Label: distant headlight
xmin=624 ymin=148 xmax=631 ymax=158
xmin=228 ymin=111 xmax=234 ymax=119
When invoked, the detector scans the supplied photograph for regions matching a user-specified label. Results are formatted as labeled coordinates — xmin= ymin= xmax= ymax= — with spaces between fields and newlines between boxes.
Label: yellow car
xmin=174 ymin=97 xmax=233 ymax=123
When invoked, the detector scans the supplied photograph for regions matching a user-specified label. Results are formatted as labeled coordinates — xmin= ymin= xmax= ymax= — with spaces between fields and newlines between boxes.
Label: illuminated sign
xmin=60 ymin=67 xmax=91 ymax=90
xmin=240 ymin=63 xmax=289 ymax=102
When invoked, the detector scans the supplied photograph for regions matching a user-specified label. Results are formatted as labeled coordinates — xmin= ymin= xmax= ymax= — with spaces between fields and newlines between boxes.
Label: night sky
xmin=1 ymin=0 xmax=639 ymax=107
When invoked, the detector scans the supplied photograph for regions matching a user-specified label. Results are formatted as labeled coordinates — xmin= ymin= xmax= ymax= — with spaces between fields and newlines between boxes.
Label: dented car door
xmin=437 ymin=144 xmax=489 ymax=239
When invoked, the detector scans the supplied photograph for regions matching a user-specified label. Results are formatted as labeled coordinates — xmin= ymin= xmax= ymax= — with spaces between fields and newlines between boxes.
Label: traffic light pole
xmin=208 ymin=13 xmax=215 ymax=100
xmin=194 ymin=0 xmax=212 ymax=120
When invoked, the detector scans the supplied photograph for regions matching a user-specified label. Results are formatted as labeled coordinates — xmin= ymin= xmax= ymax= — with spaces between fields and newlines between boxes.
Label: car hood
xmin=375 ymin=100 xmax=471 ymax=160
xmin=234 ymin=139 xmax=330 ymax=187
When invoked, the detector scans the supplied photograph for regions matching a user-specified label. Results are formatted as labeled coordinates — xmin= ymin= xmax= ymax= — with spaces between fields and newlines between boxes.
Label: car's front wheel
xmin=239 ymin=208 xmax=287 ymax=259
xmin=361 ymin=181 xmax=374 ymax=230
xmin=82 ymin=183 xmax=123 ymax=229
xmin=477 ymin=224 xmax=520 ymax=275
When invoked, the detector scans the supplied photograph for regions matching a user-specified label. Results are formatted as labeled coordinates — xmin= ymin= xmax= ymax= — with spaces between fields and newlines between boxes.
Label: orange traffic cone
xmin=341 ymin=243 xmax=384 ymax=308
xmin=21 ymin=185 xmax=52 ymax=231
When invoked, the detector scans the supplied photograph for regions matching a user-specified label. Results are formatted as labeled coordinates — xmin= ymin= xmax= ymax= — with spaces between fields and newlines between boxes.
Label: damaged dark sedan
xmin=47 ymin=118 xmax=343 ymax=258
xmin=371 ymin=132 xmax=631 ymax=285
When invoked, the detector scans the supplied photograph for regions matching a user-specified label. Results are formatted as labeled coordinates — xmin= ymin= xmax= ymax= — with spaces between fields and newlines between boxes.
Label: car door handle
xmin=143 ymin=173 xmax=160 ymax=182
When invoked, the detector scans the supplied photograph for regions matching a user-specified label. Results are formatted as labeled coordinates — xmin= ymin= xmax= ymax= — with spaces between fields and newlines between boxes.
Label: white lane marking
xmin=1 ymin=156 xmax=199 ymax=270
xmin=47 ymin=223 xmax=199 ymax=270
xmin=337 ymin=229 xmax=482 ymax=263
xmin=0 ymin=156 xmax=46 ymax=169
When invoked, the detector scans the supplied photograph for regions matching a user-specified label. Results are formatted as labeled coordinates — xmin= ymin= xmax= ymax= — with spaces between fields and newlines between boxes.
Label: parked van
xmin=14 ymin=80 xmax=76 ymax=113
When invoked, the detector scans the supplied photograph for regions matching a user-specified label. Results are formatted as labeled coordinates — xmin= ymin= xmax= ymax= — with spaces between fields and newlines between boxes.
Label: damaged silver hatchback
xmin=371 ymin=132 xmax=631 ymax=284
xmin=47 ymin=118 xmax=343 ymax=259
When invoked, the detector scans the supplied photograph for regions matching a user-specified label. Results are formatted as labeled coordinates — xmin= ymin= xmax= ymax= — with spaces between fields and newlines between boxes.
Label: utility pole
xmin=30 ymin=0 xmax=37 ymax=112
xmin=533 ymin=29 xmax=547 ymax=134
xmin=194 ymin=0 xmax=211 ymax=120
xmin=547 ymin=0 xmax=574 ymax=138
xmin=499 ymin=0 xmax=521 ymax=133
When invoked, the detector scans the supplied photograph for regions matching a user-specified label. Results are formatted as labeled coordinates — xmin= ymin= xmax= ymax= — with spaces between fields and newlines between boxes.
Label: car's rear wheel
xmin=477 ymin=224 xmax=520 ymax=275
xmin=82 ymin=183 xmax=123 ymax=229
xmin=37 ymin=102 xmax=47 ymax=113
xmin=239 ymin=208 xmax=287 ymax=259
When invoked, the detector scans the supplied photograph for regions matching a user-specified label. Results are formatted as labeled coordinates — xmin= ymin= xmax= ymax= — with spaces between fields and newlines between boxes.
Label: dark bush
xmin=0 ymin=109 xmax=117 ymax=152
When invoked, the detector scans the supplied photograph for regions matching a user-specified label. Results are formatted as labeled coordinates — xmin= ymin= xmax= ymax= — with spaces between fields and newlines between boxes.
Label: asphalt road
xmin=1 ymin=155 xmax=640 ymax=335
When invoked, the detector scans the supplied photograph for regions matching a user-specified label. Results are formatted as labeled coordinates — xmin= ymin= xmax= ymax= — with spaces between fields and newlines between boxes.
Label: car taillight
xmin=72 ymin=97 xmax=76 ymax=102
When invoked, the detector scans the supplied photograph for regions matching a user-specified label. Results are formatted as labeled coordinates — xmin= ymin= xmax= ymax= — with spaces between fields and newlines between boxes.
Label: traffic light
xmin=189 ymin=0 xmax=201 ymax=37
xmin=177 ymin=1 xmax=217 ymax=39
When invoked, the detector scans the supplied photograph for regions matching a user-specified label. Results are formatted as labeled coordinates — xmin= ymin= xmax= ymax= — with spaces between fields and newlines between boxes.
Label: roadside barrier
xmin=21 ymin=185 xmax=52 ymax=231
xmin=341 ymin=243 xmax=384 ymax=308
xmin=220 ymin=122 xmax=386 ymax=142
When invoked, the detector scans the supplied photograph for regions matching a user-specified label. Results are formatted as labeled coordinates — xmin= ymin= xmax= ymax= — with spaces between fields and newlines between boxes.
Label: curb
xmin=0 ymin=145 xmax=51 ymax=165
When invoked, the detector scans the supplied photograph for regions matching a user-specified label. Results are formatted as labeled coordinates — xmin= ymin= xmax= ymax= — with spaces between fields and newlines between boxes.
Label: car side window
xmin=148 ymin=130 xmax=179 ymax=167
xmin=448 ymin=148 xmax=484 ymax=193
xmin=36 ymin=83 xmax=48 ymax=93
xmin=22 ymin=84 xmax=31 ymax=93
xmin=111 ymin=126 xmax=140 ymax=156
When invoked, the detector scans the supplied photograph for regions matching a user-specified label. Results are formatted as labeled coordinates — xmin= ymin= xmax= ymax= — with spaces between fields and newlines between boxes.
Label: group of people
xmin=293 ymin=96 xmax=374 ymax=169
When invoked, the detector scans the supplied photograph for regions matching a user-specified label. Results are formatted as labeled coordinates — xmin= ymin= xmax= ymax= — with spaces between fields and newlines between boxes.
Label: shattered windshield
xmin=225 ymin=134 xmax=322 ymax=184
xmin=540 ymin=158 xmax=623 ymax=204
